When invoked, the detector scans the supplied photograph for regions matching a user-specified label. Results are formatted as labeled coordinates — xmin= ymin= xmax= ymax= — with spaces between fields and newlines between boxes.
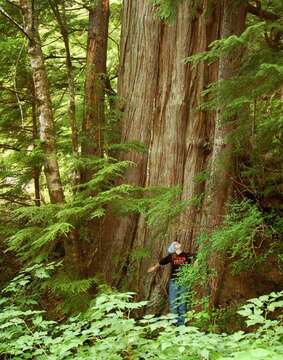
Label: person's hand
xmin=147 ymin=264 xmax=159 ymax=273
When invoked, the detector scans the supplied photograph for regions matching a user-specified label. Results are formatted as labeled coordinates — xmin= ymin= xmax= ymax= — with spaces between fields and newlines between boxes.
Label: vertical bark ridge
xmin=81 ymin=0 xmax=109 ymax=183
xmin=177 ymin=1 xmax=222 ymax=249
xmin=31 ymin=81 xmax=41 ymax=207
xmin=200 ymin=0 xmax=247 ymax=307
xmin=97 ymin=0 xmax=164 ymax=281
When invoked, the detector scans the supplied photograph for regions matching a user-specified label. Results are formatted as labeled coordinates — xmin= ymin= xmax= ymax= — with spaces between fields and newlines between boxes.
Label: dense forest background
xmin=0 ymin=0 xmax=282 ymax=358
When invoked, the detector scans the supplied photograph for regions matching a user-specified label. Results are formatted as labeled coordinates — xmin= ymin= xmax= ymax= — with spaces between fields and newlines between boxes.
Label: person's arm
xmin=147 ymin=254 xmax=171 ymax=273
xmin=147 ymin=263 xmax=160 ymax=273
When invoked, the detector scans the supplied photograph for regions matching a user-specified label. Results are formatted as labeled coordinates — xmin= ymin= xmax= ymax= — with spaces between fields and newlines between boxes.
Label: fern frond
xmin=32 ymin=222 xmax=74 ymax=250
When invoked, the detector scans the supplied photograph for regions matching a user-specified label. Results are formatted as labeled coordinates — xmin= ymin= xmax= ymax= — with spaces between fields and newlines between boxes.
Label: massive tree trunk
xmin=98 ymin=0 xmax=222 ymax=308
xmin=98 ymin=0 xmax=247 ymax=312
xmin=20 ymin=0 xmax=65 ymax=204
xmin=81 ymin=0 xmax=109 ymax=182
xmin=97 ymin=0 xmax=163 ymax=282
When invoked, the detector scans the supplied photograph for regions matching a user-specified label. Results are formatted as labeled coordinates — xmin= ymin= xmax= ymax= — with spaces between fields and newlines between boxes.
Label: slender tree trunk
xmin=49 ymin=0 xmax=78 ymax=157
xmin=81 ymin=0 xmax=109 ymax=182
xmin=20 ymin=0 xmax=84 ymax=276
xmin=31 ymin=82 xmax=41 ymax=206
xmin=201 ymin=0 xmax=247 ymax=308
xmin=20 ymin=0 xmax=64 ymax=204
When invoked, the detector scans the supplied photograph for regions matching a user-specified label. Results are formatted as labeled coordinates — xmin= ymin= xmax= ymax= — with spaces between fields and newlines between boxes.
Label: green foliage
xmin=4 ymin=157 xmax=135 ymax=261
xmin=0 ymin=0 xmax=282 ymax=345
xmin=3 ymin=153 xmax=188 ymax=268
xmin=2 ymin=262 xmax=62 ymax=307
xmin=106 ymin=140 xmax=147 ymax=154
xmin=208 ymin=200 xmax=268 ymax=273
xmin=150 ymin=0 xmax=184 ymax=22
xmin=237 ymin=291 xmax=283 ymax=327
xmin=178 ymin=199 xmax=281 ymax=295
xmin=150 ymin=0 xmax=203 ymax=21
xmin=1 ymin=267 xmax=283 ymax=359
xmin=141 ymin=186 xmax=188 ymax=230
xmin=182 ymin=1 xmax=283 ymax=287
xmin=184 ymin=2 xmax=283 ymax=141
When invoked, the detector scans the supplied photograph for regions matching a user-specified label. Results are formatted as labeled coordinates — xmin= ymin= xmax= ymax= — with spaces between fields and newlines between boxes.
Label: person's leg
xmin=176 ymin=284 xmax=187 ymax=326
xmin=168 ymin=279 xmax=178 ymax=317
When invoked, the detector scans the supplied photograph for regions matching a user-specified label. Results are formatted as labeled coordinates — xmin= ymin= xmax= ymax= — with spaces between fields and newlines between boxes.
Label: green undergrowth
xmin=177 ymin=199 xmax=283 ymax=295
xmin=2 ymin=155 xmax=186 ymax=264
xmin=1 ymin=263 xmax=283 ymax=360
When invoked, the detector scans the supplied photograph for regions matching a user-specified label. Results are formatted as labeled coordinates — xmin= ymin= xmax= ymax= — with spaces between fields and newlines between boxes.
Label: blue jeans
xmin=168 ymin=279 xmax=188 ymax=326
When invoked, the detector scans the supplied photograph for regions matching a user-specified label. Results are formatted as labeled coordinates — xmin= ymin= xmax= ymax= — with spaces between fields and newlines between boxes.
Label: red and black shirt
xmin=159 ymin=252 xmax=193 ymax=278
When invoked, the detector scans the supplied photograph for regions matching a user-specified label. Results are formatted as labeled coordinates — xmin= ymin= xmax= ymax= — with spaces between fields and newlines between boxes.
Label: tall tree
xmin=19 ymin=0 xmax=84 ymax=276
xmin=19 ymin=0 xmax=65 ymax=204
xmin=99 ymin=0 xmax=224 ymax=309
xmin=97 ymin=0 xmax=251 ymax=313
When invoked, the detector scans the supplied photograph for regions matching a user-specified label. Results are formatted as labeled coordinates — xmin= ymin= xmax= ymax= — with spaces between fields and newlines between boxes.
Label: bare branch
xmin=0 ymin=196 xmax=31 ymax=206
xmin=0 ymin=5 xmax=32 ymax=40
xmin=6 ymin=0 xmax=21 ymax=9
xmin=0 ymin=143 xmax=21 ymax=151
xmin=245 ymin=1 xmax=279 ymax=21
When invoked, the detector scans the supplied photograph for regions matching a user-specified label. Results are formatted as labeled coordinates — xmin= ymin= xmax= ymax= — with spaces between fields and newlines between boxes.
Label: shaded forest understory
xmin=0 ymin=0 xmax=283 ymax=358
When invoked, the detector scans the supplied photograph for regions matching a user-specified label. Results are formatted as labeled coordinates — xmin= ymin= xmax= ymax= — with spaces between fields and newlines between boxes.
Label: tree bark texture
xmin=49 ymin=0 xmax=78 ymax=157
xmin=20 ymin=0 xmax=65 ymax=204
xmin=98 ymin=0 xmax=232 ymax=310
xmin=81 ymin=0 xmax=109 ymax=182
xmin=31 ymin=81 xmax=41 ymax=207
xmin=201 ymin=0 xmax=246 ymax=308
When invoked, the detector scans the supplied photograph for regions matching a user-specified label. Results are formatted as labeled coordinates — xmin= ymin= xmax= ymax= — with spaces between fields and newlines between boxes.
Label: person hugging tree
xmin=147 ymin=241 xmax=194 ymax=326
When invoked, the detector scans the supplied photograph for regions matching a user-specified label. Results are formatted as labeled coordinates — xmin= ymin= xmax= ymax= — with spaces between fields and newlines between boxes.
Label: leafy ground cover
xmin=0 ymin=264 xmax=282 ymax=360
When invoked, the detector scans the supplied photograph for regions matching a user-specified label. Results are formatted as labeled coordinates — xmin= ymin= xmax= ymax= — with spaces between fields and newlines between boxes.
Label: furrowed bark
xmin=200 ymin=0 xmax=247 ymax=308
xmin=99 ymin=0 xmax=248 ymax=313
xmin=81 ymin=0 xmax=109 ymax=182
xmin=97 ymin=0 xmax=163 ymax=282
xmin=99 ymin=1 xmax=223 ymax=312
